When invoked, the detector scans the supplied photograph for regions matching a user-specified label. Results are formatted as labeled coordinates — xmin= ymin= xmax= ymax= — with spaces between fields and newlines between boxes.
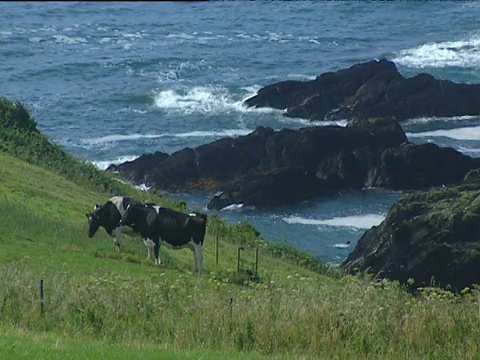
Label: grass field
xmin=2 ymin=99 xmax=480 ymax=359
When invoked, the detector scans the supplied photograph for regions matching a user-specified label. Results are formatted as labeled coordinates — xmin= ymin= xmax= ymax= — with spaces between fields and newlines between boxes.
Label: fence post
xmin=39 ymin=279 xmax=44 ymax=316
xmin=255 ymin=247 xmax=259 ymax=277
xmin=237 ymin=247 xmax=244 ymax=274
xmin=215 ymin=234 xmax=219 ymax=266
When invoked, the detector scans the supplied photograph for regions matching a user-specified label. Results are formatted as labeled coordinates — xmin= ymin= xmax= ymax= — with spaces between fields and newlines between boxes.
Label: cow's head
xmin=85 ymin=203 xmax=102 ymax=238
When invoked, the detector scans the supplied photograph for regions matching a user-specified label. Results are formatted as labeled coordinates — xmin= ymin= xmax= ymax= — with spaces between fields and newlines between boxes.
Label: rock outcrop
xmin=341 ymin=175 xmax=480 ymax=292
xmin=109 ymin=117 xmax=480 ymax=209
xmin=244 ymin=59 xmax=480 ymax=122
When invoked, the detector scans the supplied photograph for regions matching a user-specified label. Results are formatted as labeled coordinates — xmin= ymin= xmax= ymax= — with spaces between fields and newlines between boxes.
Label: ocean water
xmin=2 ymin=2 xmax=480 ymax=265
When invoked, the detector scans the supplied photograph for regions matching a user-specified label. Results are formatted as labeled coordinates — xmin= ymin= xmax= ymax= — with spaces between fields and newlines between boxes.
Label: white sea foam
xmin=52 ymin=34 xmax=87 ymax=45
xmin=166 ymin=33 xmax=195 ymax=40
xmin=279 ymin=117 xmax=349 ymax=128
xmin=91 ymin=155 xmax=139 ymax=170
xmin=458 ymin=146 xmax=480 ymax=154
xmin=406 ymin=125 xmax=480 ymax=140
xmin=333 ymin=242 xmax=351 ymax=249
xmin=286 ymin=73 xmax=318 ymax=81
xmin=28 ymin=37 xmax=44 ymax=43
xmin=84 ymin=133 xmax=163 ymax=145
xmin=240 ymin=85 xmax=262 ymax=94
xmin=82 ymin=129 xmax=254 ymax=149
xmin=174 ymin=129 xmax=253 ymax=138
xmin=393 ymin=35 xmax=480 ymax=69
xmin=403 ymin=115 xmax=479 ymax=126
xmin=220 ymin=203 xmax=244 ymax=211
xmin=232 ymin=32 xmax=322 ymax=45
xmin=283 ymin=214 xmax=385 ymax=229
xmin=153 ymin=86 xmax=280 ymax=115
xmin=122 ymin=32 xmax=143 ymax=39
xmin=115 ymin=107 xmax=147 ymax=114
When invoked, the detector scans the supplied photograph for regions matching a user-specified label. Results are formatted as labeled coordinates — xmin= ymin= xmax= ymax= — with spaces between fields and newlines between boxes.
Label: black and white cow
xmin=85 ymin=196 xmax=145 ymax=253
xmin=120 ymin=203 xmax=208 ymax=276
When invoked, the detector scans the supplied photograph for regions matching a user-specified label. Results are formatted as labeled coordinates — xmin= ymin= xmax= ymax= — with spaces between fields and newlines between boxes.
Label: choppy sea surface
xmin=2 ymin=2 xmax=480 ymax=265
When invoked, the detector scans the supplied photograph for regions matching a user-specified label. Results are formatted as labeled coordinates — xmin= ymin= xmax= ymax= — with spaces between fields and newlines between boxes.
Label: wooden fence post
xmin=237 ymin=247 xmax=244 ymax=274
xmin=39 ymin=279 xmax=44 ymax=316
xmin=215 ymin=234 xmax=219 ymax=266
xmin=255 ymin=247 xmax=259 ymax=277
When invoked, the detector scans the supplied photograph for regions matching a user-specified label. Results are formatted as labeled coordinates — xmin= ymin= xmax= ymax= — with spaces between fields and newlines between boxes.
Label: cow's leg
xmin=114 ymin=227 xmax=122 ymax=252
xmin=192 ymin=248 xmax=197 ymax=275
xmin=143 ymin=238 xmax=155 ymax=260
xmin=153 ymin=241 xmax=161 ymax=266
xmin=193 ymin=244 xmax=203 ymax=276
xmin=158 ymin=244 xmax=165 ymax=264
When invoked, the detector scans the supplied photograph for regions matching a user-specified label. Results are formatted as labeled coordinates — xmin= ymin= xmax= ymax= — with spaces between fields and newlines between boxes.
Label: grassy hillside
xmin=2 ymin=98 xmax=480 ymax=359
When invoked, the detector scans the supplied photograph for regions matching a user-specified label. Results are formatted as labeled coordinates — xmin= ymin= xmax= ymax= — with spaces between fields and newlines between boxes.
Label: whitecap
xmin=52 ymin=34 xmax=87 ymax=45
xmin=115 ymin=107 xmax=147 ymax=114
xmin=393 ymin=35 xmax=480 ymax=69
xmin=166 ymin=33 xmax=195 ymax=40
xmin=286 ymin=73 xmax=318 ymax=81
xmin=152 ymin=86 xmax=281 ymax=115
xmin=28 ymin=37 xmax=44 ymax=43
xmin=240 ymin=85 xmax=262 ymax=94
xmin=403 ymin=115 xmax=479 ymax=126
xmin=406 ymin=125 xmax=480 ymax=141
xmin=458 ymin=146 xmax=480 ymax=154
xmin=83 ymin=133 xmax=163 ymax=145
xmin=333 ymin=242 xmax=351 ymax=249
xmin=283 ymin=214 xmax=385 ymax=229
xmin=220 ymin=203 xmax=244 ymax=211
xmin=122 ymin=32 xmax=143 ymax=39
xmin=279 ymin=117 xmax=349 ymax=128
xmin=174 ymin=129 xmax=253 ymax=138
xmin=82 ymin=129 xmax=254 ymax=149
xmin=91 ymin=155 xmax=139 ymax=170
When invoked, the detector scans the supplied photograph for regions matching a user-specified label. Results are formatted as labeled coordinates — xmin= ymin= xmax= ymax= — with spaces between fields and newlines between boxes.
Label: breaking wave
xmin=283 ymin=214 xmax=385 ymax=229
xmin=393 ymin=34 xmax=480 ymax=69
xmin=406 ymin=125 xmax=480 ymax=141
xmin=152 ymin=86 xmax=281 ymax=115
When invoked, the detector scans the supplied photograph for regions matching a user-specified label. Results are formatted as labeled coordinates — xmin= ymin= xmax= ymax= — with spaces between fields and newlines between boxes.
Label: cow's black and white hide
xmin=85 ymin=196 xmax=145 ymax=252
xmin=120 ymin=203 xmax=208 ymax=276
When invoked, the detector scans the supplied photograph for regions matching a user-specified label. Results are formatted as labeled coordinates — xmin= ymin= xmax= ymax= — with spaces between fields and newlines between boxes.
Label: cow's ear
xmin=94 ymin=204 xmax=101 ymax=210
xmin=85 ymin=213 xmax=90 ymax=219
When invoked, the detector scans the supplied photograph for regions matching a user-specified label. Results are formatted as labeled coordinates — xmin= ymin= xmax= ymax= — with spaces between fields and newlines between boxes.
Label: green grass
xmin=2 ymin=98 xmax=480 ymax=359
xmin=3 ymin=149 xmax=480 ymax=360
xmin=0 ymin=326 xmax=282 ymax=360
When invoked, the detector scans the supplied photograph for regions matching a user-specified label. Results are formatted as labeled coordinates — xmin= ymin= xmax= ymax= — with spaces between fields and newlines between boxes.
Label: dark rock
xmin=207 ymin=167 xmax=333 ymax=209
xmin=112 ymin=151 xmax=169 ymax=186
xmin=369 ymin=143 xmax=480 ymax=190
xmin=113 ymin=116 xmax=480 ymax=210
xmin=341 ymin=183 xmax=480 ymax=292
xmin=244 ymin=59 xmax=480 ymax=122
